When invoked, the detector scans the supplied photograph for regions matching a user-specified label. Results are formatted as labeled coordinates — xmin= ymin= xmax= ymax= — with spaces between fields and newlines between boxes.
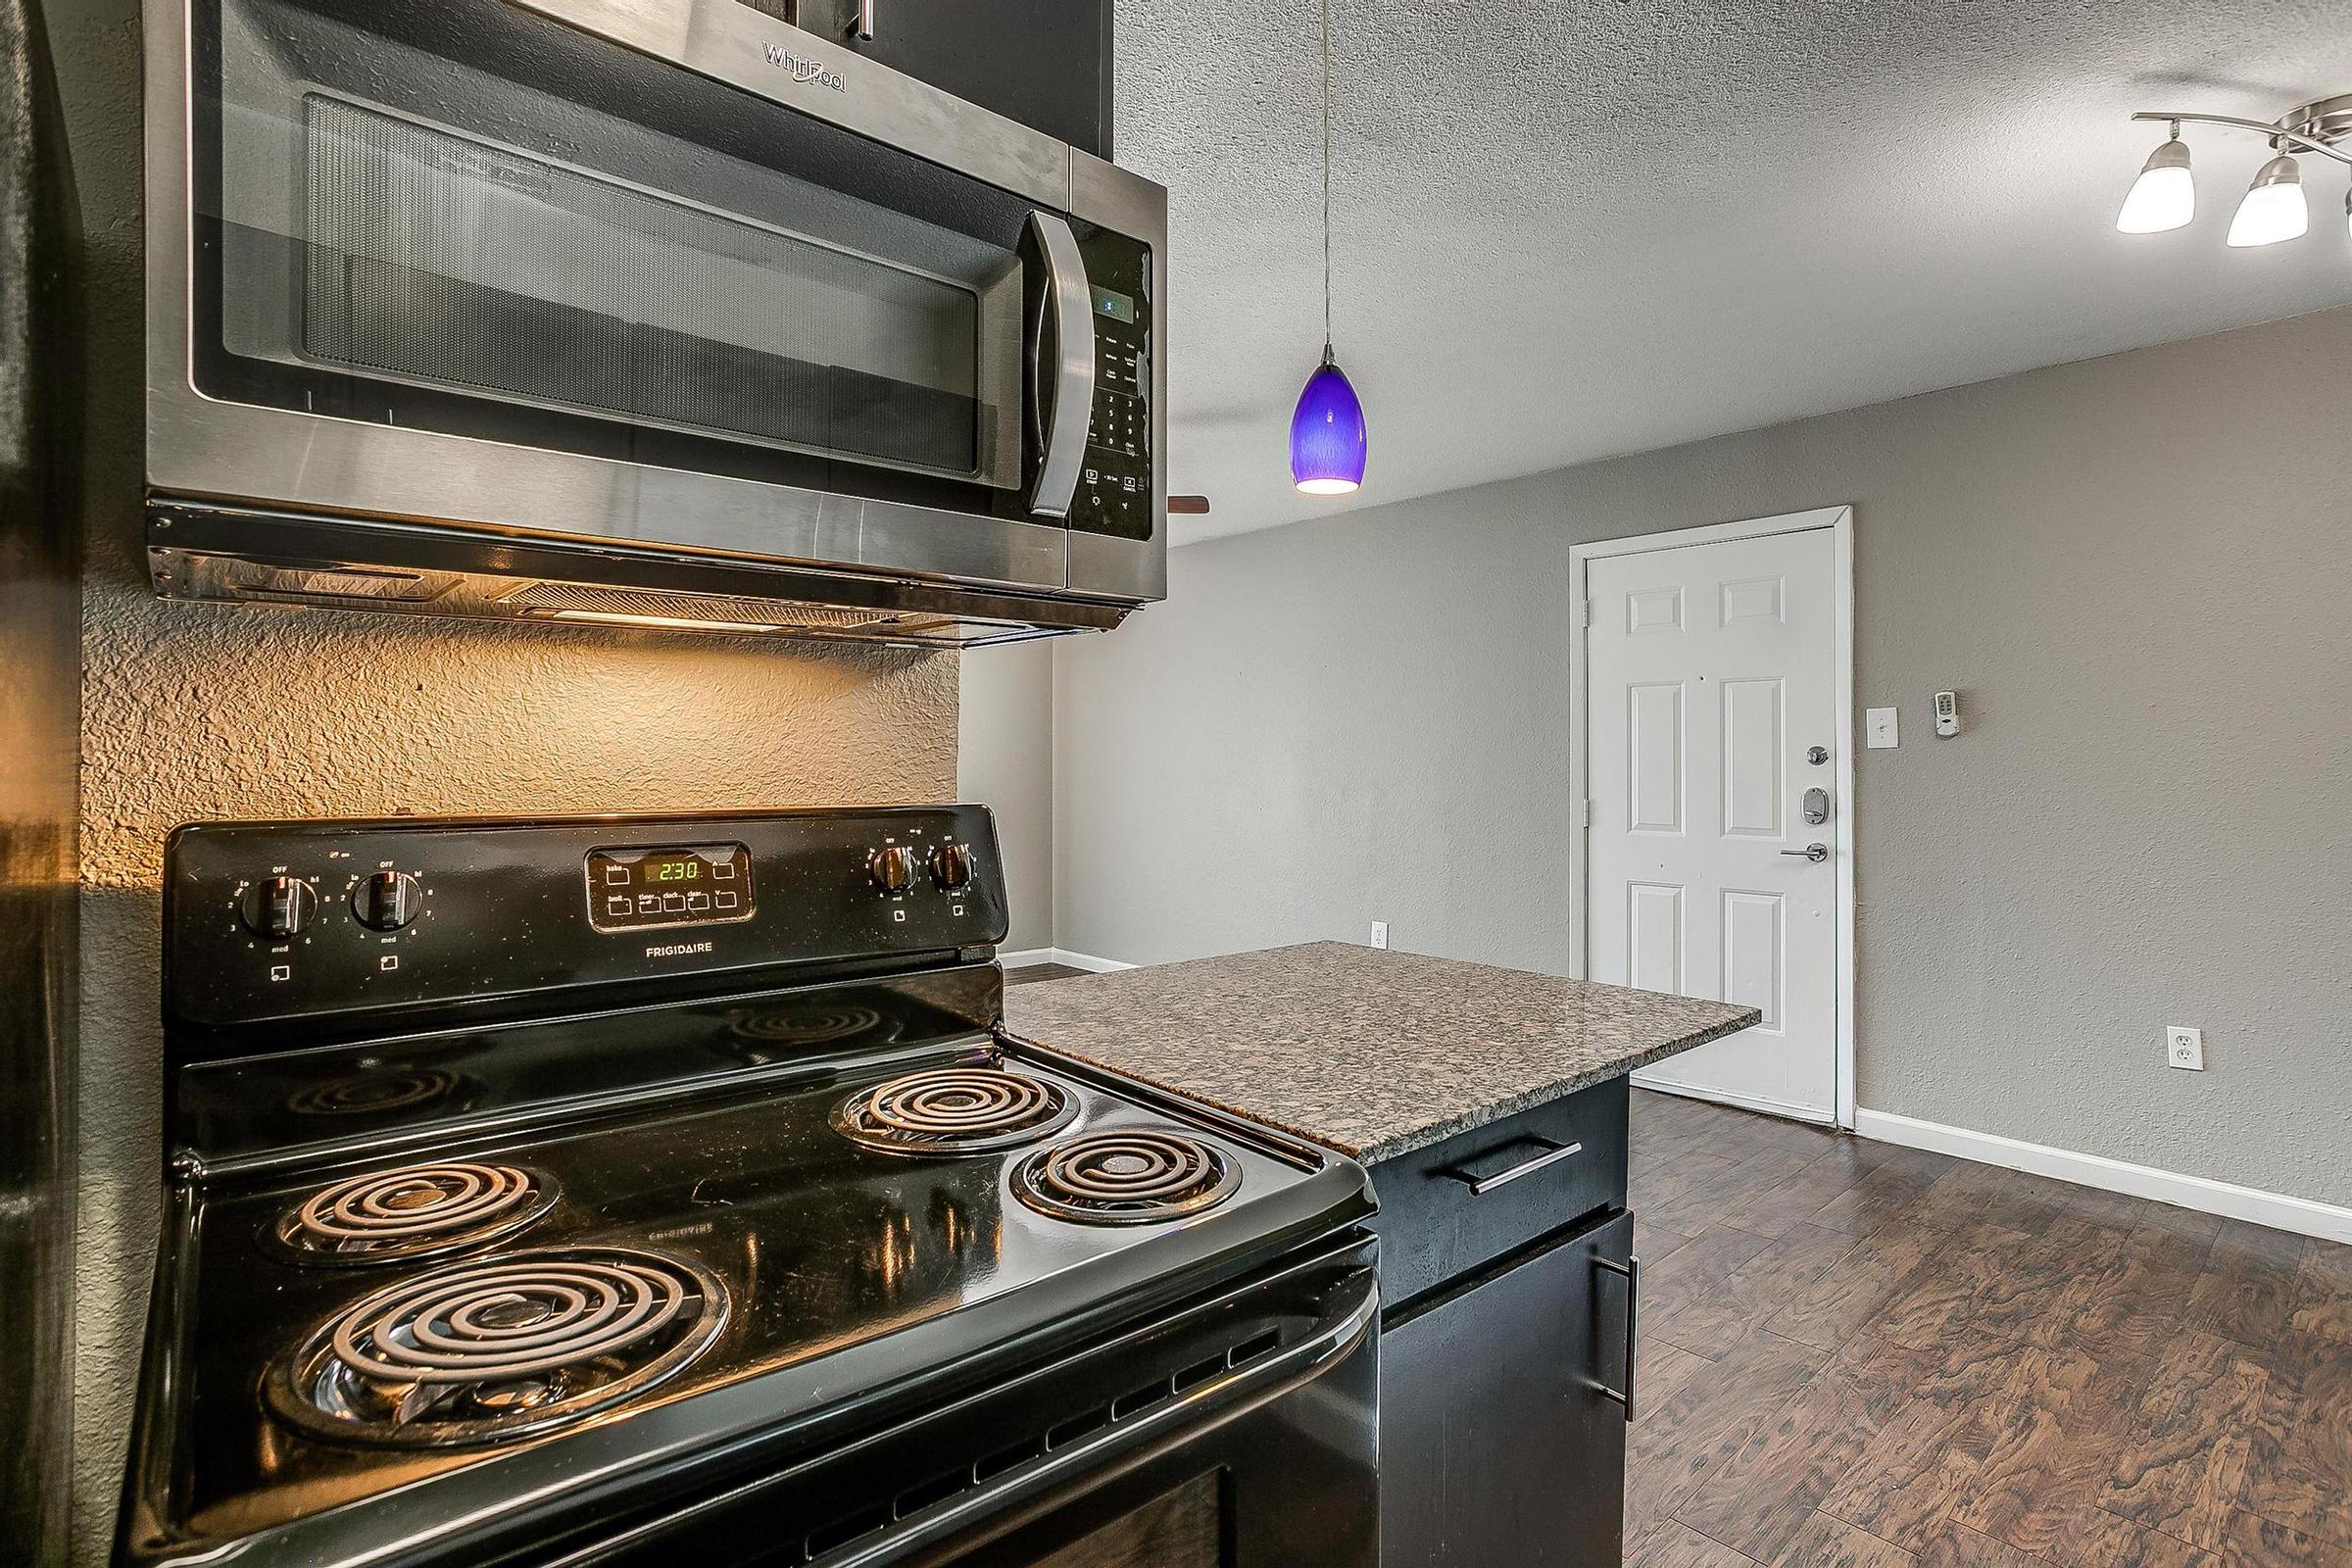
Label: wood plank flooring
xmin=1005 ymin=962 xmax=1091 ymax=985
xmin=1624 ymin=1089 xmax=2352 ymax=1568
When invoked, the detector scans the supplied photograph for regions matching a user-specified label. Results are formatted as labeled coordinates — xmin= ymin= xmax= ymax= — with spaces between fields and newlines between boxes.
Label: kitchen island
xmin=1003 ymin=940 xmax=1758 ymax=1568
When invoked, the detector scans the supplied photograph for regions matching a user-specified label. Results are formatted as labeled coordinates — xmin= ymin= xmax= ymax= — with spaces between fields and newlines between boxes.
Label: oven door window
xmin=946 ymin=1470 xmax=1226 ymax=1568
xmin=193 ymin=0 xmax=1047 ymax=511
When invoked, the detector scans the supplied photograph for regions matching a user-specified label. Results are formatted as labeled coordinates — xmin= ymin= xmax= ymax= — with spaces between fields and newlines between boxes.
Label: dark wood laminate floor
xmin=1005 ymin=962 xmax=1091 ymax=985
xmin=1624 ymin=1088 xmax=2352 ymax=1568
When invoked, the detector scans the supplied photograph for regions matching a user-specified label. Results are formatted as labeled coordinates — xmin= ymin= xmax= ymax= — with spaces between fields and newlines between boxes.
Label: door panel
xmin=1586 ymin=528 xmax=1837 ymax=1121
xmin=1627 ymin=682 xmax=1685 ymax=833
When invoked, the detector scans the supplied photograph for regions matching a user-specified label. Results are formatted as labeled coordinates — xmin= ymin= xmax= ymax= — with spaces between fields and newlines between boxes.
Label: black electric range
xmin=120 ymin=808 xmax=1378 ymax=1568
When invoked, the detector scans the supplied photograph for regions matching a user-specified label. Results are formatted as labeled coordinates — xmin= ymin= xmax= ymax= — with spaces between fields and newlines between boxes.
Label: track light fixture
xmin=2116 ymin=94 xmax=2352 ymax=251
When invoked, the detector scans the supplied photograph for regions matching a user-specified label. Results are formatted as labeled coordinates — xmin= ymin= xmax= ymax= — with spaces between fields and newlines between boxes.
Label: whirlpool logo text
xmin=762 ymin=43 xmax=846 ymax=91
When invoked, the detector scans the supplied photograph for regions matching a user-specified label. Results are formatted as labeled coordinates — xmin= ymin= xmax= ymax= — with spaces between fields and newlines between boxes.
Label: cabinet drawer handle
xmin=1594 ymin=1252 xmax=1640 ymax=1424
xmin=1438 ymin=1137 xmax=1584 ymax=1197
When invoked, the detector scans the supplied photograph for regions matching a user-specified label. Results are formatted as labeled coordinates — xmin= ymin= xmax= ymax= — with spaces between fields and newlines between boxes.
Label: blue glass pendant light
xmin=1290 ymin=0 xmax=1367 ymax=495
xmin=1291 ymin=349 xmax=1365 ymax=495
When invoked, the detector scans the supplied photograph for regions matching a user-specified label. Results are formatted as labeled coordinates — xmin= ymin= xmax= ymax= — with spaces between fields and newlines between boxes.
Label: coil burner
xmin=833 ymin=1066 xmax=1079 ymax=1156
xmin=1013 ymin=1131 xmax=1240 ymax=1225
xmin=270 ymin=1163 xmax=555 ymax=1265
xmin=268 ymin=1248 xmax=727 ymax=1447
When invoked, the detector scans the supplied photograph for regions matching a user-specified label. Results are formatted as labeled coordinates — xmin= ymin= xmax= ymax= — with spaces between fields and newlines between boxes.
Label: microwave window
xmin=301 ymin=97 xmax=981 ymax=476
xmin=200 ymin=0 xmax=1034 ymax=495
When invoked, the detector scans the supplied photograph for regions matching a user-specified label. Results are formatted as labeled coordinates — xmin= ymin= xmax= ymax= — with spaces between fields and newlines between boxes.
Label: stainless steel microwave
xmin=142 ymin=0 xmax=1165 ymax=645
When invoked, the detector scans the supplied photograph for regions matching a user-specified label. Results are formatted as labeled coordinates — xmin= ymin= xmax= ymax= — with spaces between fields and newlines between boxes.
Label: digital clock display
xmin=585 ymin=843 xmax=755 ymax=932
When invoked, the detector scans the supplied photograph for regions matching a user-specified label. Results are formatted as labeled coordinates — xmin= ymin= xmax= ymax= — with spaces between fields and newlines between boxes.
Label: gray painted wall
xmin=45 ymin=1 xmax=958 ymax=1555
xmin=957 ymin=640 xmax=1054 ymax=952
xmin=1054 ymin=305 xmax=2352 ymax=1210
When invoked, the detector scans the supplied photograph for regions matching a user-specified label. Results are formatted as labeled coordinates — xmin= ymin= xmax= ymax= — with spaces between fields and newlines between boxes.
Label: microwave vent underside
xmin=145 ymin=502 xmax=1124 ymax=645
xmin=500 ymin=582 xmax=902 ymax=631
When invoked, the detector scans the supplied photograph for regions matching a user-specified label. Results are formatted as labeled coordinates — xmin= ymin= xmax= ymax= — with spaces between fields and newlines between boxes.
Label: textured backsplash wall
xmin=49 ymin=1 xmax=958 ymax=1555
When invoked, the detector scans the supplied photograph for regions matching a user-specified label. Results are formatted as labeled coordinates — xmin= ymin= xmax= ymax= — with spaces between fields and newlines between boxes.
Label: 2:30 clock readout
xmin=585 ymin=843 xmax=755 ymax=931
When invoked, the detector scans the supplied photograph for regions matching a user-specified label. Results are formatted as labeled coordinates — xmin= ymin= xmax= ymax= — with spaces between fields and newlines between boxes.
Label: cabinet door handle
xmin=851 ymin=0 xmax=875 ymax=38
xmin=1593 ymin=1252 xmax=1640 ymax=1424
xmin=1438 ymin=1137 xmax=1584 ymax=1197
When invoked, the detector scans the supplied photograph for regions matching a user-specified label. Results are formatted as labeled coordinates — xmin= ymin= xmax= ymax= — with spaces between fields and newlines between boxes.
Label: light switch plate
xmin=1865 ymin=708 xmax=1899 ymax=749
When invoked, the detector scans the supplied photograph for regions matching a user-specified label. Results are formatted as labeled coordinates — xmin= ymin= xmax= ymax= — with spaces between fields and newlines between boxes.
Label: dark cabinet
xmin=1379 ymin=1210 xmax=1635 ymax=1567
xmin=762 ymin=0 xmax=1112 ymax=158
xmin=1368 ymin=1076 xmax=1628 ymax=1306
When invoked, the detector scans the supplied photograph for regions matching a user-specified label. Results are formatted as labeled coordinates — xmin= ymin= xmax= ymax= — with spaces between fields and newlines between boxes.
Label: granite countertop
xmin=1000 ymin=942 xmax=1758 ymax=1162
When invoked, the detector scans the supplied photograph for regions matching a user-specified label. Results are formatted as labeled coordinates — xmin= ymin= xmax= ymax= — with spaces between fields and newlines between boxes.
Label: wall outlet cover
xmin=1865 ymin=707 xmax=1899 ymax=749
xmin=1369 ymin=921 xmax=1389 ymax=950
xmin=2166 ymin=1026 xmax=2204 ymax=1071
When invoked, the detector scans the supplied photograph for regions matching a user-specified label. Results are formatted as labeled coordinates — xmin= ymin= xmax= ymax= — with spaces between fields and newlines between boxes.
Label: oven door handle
xmin=1024 ymin=211 xmax=1095 ymax=521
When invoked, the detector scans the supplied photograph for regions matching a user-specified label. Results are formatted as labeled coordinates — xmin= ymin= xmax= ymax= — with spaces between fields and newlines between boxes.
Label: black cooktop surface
xmin=140 ymin=1031 xmax=1355 ymax=1558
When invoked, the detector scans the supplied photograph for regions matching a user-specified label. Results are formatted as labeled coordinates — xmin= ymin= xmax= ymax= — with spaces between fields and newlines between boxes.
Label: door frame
xmin=1566 ymin=505 xmax=1858 ymax=1129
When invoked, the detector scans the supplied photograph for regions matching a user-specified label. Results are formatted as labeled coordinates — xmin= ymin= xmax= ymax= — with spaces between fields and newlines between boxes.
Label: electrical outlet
xmin=2166 ymin=1026 xmax=2204 ymax=1071
xmin=1370 ymin=921 xmax=1389 ymax=950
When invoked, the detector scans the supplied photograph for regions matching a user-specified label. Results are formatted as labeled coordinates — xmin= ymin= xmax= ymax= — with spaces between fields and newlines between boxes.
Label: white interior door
xmin=1585 ymin=527 xmax=1838 ymax=1121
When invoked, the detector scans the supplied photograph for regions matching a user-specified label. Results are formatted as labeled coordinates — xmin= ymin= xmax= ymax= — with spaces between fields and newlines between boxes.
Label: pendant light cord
xmin=1319 ymin=0 xmax=1333 ymax=362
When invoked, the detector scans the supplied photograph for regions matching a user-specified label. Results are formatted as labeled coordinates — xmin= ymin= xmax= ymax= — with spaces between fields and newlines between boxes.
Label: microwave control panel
xmin=1073 ymin=227 xmax=1153 ymax=541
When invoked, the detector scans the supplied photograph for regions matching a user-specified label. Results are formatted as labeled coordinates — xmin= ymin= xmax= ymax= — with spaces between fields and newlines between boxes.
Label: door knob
xmin=1780 ymin=843 xmax=1829 ymax=863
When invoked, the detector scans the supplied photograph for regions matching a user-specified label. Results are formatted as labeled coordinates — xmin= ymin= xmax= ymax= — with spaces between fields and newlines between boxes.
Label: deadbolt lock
xmin=1802 ymin=787 xmax=1832 ymax=826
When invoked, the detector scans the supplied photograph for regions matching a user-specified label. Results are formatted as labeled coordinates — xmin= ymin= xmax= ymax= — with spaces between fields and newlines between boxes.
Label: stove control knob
xmin=867 ymin=845 xmax=920 ymax=896
xmin=353 ymin=870 xmax=423 ymax=931
xmin=239 ymin=874 xmax=317 ymax=940
xmin=929 ymin=842 xmax=973 ymax=892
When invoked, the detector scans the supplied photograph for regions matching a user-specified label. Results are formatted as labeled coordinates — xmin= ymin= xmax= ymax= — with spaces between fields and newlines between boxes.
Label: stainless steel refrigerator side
xmin=1 ymin=1 xmax=82 ymax=1561
xmin=138 ymin=0 xmax=1136 ymax=610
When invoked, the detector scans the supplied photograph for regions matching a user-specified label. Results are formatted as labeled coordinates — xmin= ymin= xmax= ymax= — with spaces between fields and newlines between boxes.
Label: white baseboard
xmin=1001 ymin=947 xmax=1136 ymax=974
xmin=1852 ymin=1107 xmax=2352 ymax=1247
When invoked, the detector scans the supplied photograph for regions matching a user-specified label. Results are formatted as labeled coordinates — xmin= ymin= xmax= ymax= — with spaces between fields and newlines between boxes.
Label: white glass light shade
xmin=2228 ymin=154 xmax=2307 ymax=247
xmin=2116 ymin=139 xmax=2194 ymax=233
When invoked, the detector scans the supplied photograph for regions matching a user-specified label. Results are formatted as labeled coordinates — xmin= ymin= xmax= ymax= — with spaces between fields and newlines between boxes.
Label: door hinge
xmin=1579 ymin=799 xmax=1592 ymax=829
xmin=1576 ymin=598 xmax=1592 ymax=630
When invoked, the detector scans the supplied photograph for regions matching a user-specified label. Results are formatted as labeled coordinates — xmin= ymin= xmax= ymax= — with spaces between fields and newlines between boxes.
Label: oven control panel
xmin=585 ymin=843 xmax=755 ymax=931
xmin=163 ymin=807 xmax=1007 ymax=1041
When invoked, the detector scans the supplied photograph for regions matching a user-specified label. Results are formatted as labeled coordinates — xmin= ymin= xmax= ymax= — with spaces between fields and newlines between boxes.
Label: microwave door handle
xmin=1025 ymin=212 xmax=1095 ymax=521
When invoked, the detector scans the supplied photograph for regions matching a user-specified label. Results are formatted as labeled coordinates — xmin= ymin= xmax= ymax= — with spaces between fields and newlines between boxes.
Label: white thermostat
xmin=1934 ymin=691 xmax=1959 ymax=738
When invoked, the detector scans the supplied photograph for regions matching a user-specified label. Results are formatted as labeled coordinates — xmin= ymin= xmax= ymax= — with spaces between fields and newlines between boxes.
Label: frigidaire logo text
xmin=762 ymin=42 xmax=846 ymax=91
xmin=646 ymin=941 xmax=715 ymax=959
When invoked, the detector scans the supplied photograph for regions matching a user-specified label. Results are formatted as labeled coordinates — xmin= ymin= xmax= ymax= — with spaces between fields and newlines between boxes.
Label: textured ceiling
xmin=1115 ymin=0 xmax=2352 ymax=544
